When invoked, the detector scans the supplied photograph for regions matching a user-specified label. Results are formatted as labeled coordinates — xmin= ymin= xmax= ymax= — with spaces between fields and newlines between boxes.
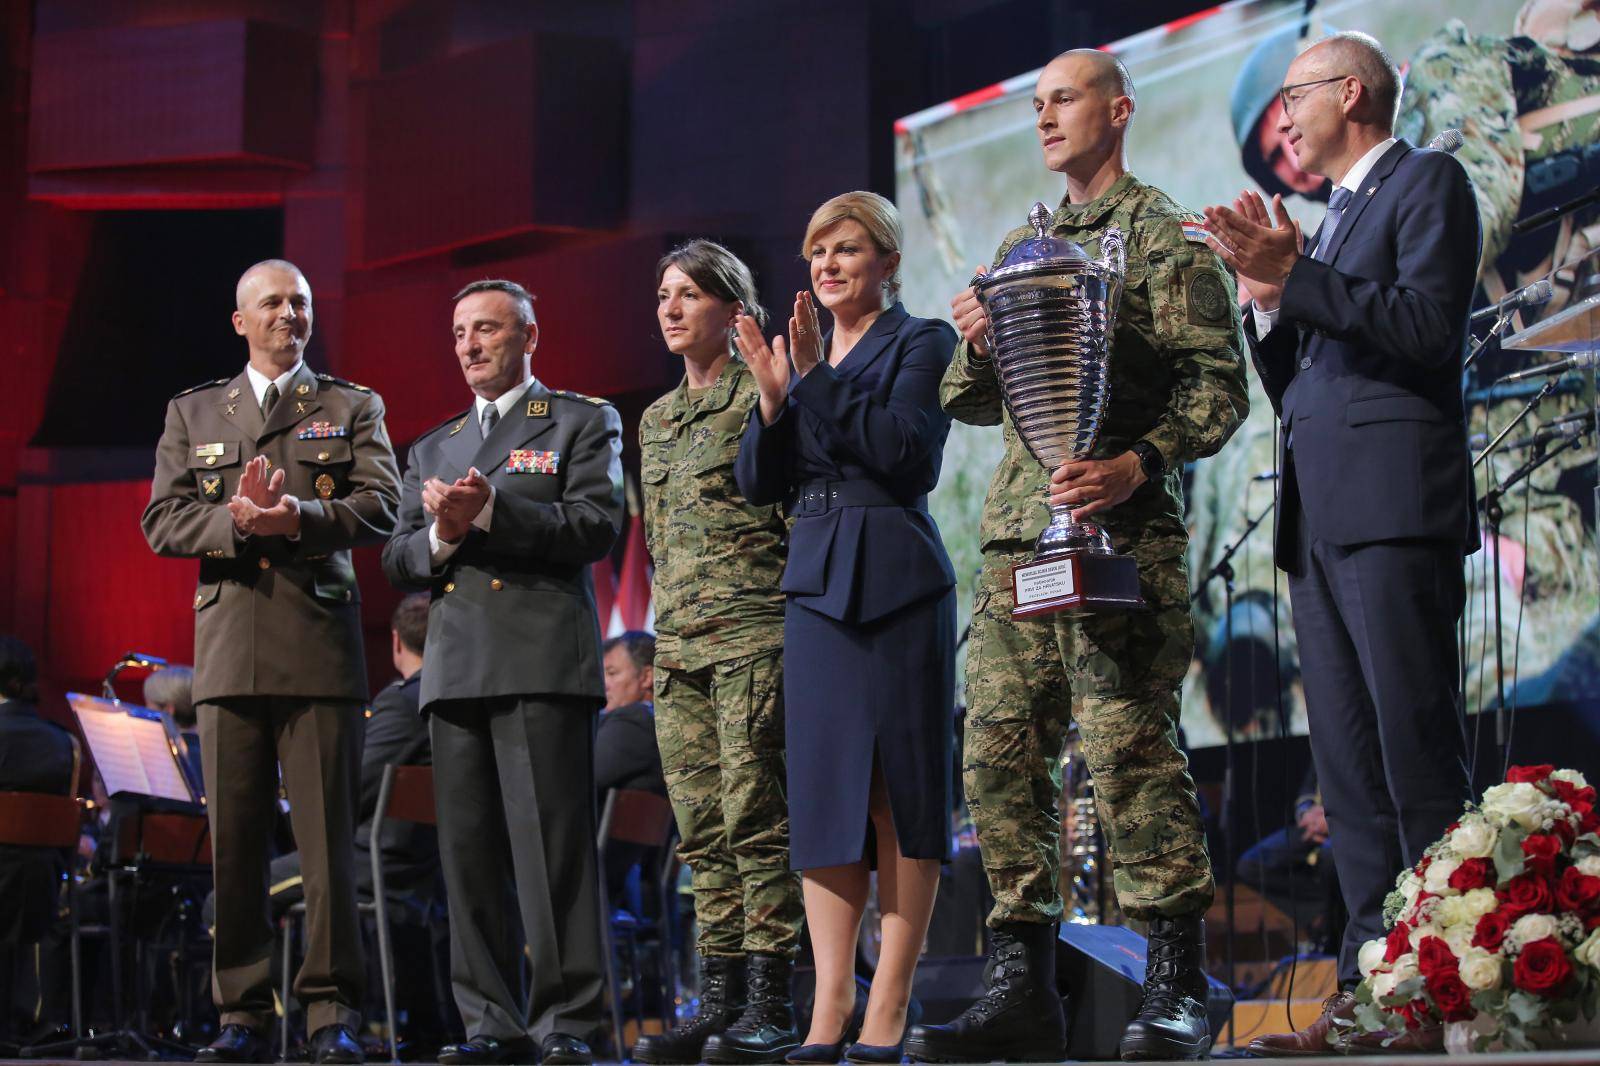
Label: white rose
xmin=1578 ymin=856 xmax=1600 ymax=878
xmin=1450 ymin=820 xmax=1498 ymax=859
xmin=1391 ymin=953 xmax=1420 ymax=984
xmin=1483 ymin=782 xmax=1546 ymax=830
xmin=1436 ymin=896 xmax=1470 ymax=928
xmin=1512 ymin=913 xmax=1560 ymax=944
xmin=1459 ymin=948 xmax=1503 ymax=991
xmin=1400 ymin=869 xmax=1425 ymax=902
xmin=1411 ymin=923 xmax=1442 ymax=950
xmin=1445 ymin=923 xmax=1477 ymax=957
xmin=1425 ymin=856 xmax=1462 ymax=895
xmin=1576 ymin=929 xmax=1600 ymax=970
xmin=1359 ymin=938 xmax=1390 ymax=977
xmin=1553 ymin=769 xmax=1589 ymax=790
xmin=1371 ymin=970 xmax=1400 ymax=1001
xmin=1462 ymin=888 xmax=1499 ymax=919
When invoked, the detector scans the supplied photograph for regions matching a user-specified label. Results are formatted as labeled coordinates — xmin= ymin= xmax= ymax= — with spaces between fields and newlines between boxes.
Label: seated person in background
xmin=1235 ymin=766 xmax=1341 ymax=954
xmin=0 ymin=636 xmax=77 ymax=1047
xmin=144 ymin=665 xmax=201 ymax=796
xmin=597 ymin=632 xmax=668 ymax=916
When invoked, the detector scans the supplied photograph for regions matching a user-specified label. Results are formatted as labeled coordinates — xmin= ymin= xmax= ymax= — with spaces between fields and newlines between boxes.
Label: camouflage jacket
xmin=640 ymin=359 xmax=786 ymax=671
xmin=941 ymin=171 xmax=1250 ymax=555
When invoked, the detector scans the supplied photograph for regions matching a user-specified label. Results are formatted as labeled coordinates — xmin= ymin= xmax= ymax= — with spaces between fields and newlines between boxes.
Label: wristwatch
xmin=1130 ymin=440 xmax=1166 ymax=482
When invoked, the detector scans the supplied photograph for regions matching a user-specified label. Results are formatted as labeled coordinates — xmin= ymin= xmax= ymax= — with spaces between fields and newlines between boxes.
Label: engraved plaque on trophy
xmin=974 ymin=202 xmax=1145 ymax=617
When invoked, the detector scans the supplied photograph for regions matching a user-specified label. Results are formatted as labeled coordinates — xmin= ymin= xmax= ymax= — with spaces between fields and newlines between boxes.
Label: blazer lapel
xmin=435 ymin=407 xmax=479 ymax=481
xmin=833 ymin=303 xmax=907 ymax=381
xmin=217 ymin=370 xmax=264 ymax=439
xmin=472 ymin=381 xmax=557 ymax=475
xmin=1324 ymin=139 xmax=1410 ymax=266
xmin=258 ymin=363 xmax=322 ymax=442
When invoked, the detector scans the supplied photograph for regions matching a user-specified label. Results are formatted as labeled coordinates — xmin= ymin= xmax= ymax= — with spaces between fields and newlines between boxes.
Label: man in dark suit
xmin=0 ymin=637 xmax=77 ymax=1048
xmin=1203 ymin=31 xmax=1478 ymax=1055
xmin=597 ymin=631 xmax=667 ymax=914
xmin=382 ymin=279 xmax=623 ymax=1066
xmin=143 ymin=259 xmax=401 ymax=1065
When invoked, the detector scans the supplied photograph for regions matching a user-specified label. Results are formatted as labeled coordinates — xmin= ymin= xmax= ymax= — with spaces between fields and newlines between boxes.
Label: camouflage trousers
xmin=655 ymin=649 xmax=803 ymax=957
xmin=964 ymin=542 xmax=1214 ymax=925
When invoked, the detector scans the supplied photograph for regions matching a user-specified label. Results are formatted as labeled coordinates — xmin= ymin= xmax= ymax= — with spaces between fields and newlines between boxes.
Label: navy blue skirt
xmin=783 ymin=589 xmax=957 ymax=870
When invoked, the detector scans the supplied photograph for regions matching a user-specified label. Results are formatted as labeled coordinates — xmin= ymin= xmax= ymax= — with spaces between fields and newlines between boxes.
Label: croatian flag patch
xmin=507 ymin=450 xmax=560 ymax=474
xmin=1180 ymin=219 xmax=1210 ymax=245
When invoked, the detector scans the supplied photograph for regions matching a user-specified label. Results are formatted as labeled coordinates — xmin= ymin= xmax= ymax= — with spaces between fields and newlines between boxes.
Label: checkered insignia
xmin=507 ymin=449 xmax=560 ymax=474
xmin=296 ymin=421 xmax=348 ymax=440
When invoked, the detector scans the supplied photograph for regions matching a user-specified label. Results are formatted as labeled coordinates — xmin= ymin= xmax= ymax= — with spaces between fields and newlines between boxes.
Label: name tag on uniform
xmin=297 ymin=421 xmax=348 ymax=440
xmin=507 ymin=450 xmax=560 ymax=474
xmin=195 ymin=443 xmax=226 ymax=457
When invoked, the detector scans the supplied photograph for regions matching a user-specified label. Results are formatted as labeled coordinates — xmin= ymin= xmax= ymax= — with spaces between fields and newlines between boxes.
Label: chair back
xmin=598 ymin=788 xmax=675 ymax=849
xmin=0 ymin=790 xmax=81 ymax=848
xmin=379 ymin=764 xmax=436 ymax=826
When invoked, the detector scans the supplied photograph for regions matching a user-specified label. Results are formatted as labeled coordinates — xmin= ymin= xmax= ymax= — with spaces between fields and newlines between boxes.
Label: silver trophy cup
xmin=974 ymin=202 xmax=1145 ymax=616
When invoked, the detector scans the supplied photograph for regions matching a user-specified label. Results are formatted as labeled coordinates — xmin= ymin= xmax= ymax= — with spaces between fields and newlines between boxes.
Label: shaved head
xmin=236 ymin=259 xmax=307 ymax=309
xmin=1046 ymin=48 xmax=1136 ymax=110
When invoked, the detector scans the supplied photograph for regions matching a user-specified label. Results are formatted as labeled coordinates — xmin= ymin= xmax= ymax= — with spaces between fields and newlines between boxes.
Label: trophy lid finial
xmin=1028 ymin=202 xmax=1051 ymax=239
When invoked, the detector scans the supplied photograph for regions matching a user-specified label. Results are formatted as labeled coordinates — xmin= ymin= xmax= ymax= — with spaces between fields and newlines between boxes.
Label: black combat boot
xmin=633 ymin=954 xmax=748 ymax=1064
xmin=701 ymin=952 xmax=801 ymax=1063
xmin=904 ymin=922 xmax=1067 ymax=1062
xmin=1119 ymin=913 xmax=1211 ymax=1061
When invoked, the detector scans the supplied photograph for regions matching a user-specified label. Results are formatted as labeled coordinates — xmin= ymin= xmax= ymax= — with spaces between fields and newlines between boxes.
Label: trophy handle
xmin=1098 ymin=224 xmax=1126 ymax=336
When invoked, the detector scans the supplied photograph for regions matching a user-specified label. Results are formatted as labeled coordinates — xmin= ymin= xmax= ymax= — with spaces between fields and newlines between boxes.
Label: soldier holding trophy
xmin=905 ymin=49 xmax=1249 ymax=1063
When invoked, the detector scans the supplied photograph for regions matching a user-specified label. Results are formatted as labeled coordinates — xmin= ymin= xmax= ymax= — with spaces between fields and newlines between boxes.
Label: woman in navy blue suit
xmin=734 ymin=191 xmax=957 ymax=1065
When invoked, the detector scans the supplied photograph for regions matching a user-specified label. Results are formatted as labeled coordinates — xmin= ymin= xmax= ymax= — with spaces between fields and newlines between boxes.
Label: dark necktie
xmin=480 ymin=404 xmax=499 ymax=440
xmin=261 ymin=382 xmax=279 ymax=418
xmin=1312 ymin=186 xmax=1354 ymax=262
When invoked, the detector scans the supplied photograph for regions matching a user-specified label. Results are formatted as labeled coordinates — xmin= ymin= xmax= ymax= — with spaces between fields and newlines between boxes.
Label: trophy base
xmin=1011 ymin=550 xmax=1146 ymax=617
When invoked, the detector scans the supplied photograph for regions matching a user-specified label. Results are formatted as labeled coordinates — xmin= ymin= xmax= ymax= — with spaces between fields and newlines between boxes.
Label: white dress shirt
xmin=1253 ymin=136 xmax=1398 ymax=338
xmin=428 ymin=377 xmax=535 ymax=563
xmin=245 ymin=359 xmax=304 ymax=408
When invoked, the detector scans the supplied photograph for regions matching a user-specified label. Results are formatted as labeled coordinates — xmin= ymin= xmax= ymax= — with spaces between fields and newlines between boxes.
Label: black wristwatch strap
xmin=1131 ymin=440 xmax=1166 ymax=480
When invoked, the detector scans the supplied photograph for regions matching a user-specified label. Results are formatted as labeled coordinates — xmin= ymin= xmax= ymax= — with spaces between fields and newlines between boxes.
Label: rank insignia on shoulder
xmin=507 ymin=450 xmax=560 ymax=474
xmin=527 ymin=399 xmax=549 ymax=417
xmin=297 ymin=421 xmax=348 ymax=440
xmin=1180 ymin=218 xmax=1210 ymax=245
xmin=201 ymin=475 xmax=224 ymax=502
xmin=196 ymin=443 xmax=226 ymax=457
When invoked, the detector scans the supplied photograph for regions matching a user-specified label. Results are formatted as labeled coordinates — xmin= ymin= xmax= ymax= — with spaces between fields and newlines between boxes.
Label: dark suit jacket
xmin=1247 ymin=139 xmax=1481 ymax=569
xmin=735 ymin=303 xmax=958 ymax=623
xmin=353 ymin=672 xmax=435 ymax=891
xmin=595 ymin=702 xmax=666 ymax=799
xmin=0 ymin=700 xmax=76 ymax=943
xmin=381 ymin=379 xmax=624 ymax=710
xmin=142 ymin=363 xmax=401 ymax=703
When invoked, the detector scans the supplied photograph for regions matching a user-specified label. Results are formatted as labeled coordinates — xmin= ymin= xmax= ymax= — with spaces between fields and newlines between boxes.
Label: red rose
xmin=1474 ymin=910 xmax=1512 ymax=951
xmin=1522 ymin=834 xmax=1563 ymax=878
xmin=1557 ymin=867 xmax=1600 ymax=912
xmin=1449 ymin=858 xmax=1494 ymax=892
xmin=1586 ymin=912 xmax=1600 ymax=931
xmin=1427 ymin=971 xmax=1476 ymax=1023
xmin=1582 ymin=808 xmax=1600 ymax=836
xmin=1416 ymin=936 xmax=1458 ymax=980
xmin=1550 ymin=779 xmax=1596 ymax=813
xmin=1500 ymin=873 xmax=1555 ymax=918
xmin=1513 ymin=937 xmax=1573 ymax=998
xmin=1386 ymin=922 xmax=1412 ymax=963
xmin=1397 ymin=998 xmax=1431 ymax=1030
xmin=1508 ymin=764 xmax=1556 ymax=784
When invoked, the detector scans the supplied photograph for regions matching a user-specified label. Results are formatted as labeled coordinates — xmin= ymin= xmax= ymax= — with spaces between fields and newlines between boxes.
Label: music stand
xmin=24 ymin=695 xmax=206 ymax=1060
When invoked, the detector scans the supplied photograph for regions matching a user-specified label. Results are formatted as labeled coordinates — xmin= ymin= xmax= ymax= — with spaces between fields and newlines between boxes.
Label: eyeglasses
xmin=1278 ymin=75 xmax=1351 ymax=116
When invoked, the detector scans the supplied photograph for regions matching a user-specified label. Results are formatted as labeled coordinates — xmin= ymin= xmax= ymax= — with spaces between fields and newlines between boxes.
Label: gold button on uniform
xmin=317 ymin=451 xmax=330 ymax=461
xmin=258 ymin=557 xmax=271 ymax=570
xmin=490 ymin=579 xmax=504 ymax=591
xmin=444 ymin=582 xmax=455 ymax=593
xmin=205 ymin=456 xmax=217 ymax=466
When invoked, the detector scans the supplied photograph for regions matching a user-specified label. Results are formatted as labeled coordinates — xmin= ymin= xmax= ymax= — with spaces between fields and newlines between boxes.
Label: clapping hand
xmin=1202 ymin=191 xmax=1303 ymax=311
xmin=424 ymin=466 xmax=492 ymax=543
xmin=735 ymin=313 xmax=793 ymax=426
xmin=229 ymin=456 xmax=300 ymax=537
xmin=788 ymin=291 xmax=825 ymax=378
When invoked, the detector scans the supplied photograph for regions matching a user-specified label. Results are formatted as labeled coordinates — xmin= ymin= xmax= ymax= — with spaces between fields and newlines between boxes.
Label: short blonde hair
xmin=801 ymin=191 xmax=904 ymax=301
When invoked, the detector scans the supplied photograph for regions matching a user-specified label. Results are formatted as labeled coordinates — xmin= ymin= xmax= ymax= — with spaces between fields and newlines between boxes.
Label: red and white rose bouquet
xmin=1352 ymin=765 xmax=1600 ymax=1052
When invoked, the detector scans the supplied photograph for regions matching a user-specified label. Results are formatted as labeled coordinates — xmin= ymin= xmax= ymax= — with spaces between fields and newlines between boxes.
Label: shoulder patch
xmin=1185 ymin=267 xmax=1231 ymax=325
xmin=551 ymin=389 xmax=612 ymax=407
xmin=171 ymin=376 xmax=230 ymax=400
xmin=315 ymin=373 xmax=372 ymax=393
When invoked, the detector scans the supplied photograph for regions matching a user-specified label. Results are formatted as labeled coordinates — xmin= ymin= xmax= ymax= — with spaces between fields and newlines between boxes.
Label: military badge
xmin=1180 ymin=218 xmax=1210 ymax=245
xmin=201 ymin=475 xmax=223 ymax=502
xmin=296 ymin=421 xmax=348 ymax=440
xmin=1186 ymin=269 xmax=1229 ymax=325
xmin=227 ymin=387 xmax=241 ymax=399
xmin=295 ymin=383 xmax=311 ymax=396
xmin=527 ymin=399 xmax=549 ymax=418
xmin=315 ymin=473 xmax=336 ymax=499
xmin=295 ymin=401 xmax=308 ymax=414
xmin=507 ymin=450 xmax=560 ymax=474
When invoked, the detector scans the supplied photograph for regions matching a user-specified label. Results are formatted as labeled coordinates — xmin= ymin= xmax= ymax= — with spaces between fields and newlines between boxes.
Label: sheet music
xmin=68 ymin=693 xmax=196 ymax=803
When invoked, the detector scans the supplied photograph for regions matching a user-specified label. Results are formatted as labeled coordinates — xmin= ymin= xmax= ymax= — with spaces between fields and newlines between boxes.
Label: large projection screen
xmin=895 ymin=0 xmax=1599 ymax=747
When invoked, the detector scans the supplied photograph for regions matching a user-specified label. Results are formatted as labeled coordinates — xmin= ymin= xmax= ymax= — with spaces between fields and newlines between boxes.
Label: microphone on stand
xmin=1496 ymin=350 xmax=1596 ymax=385
xmin=1471 ymin=279 xmax=1554 ymax=324
xmin=116 ymin=651 xmax=169 ymax=670
xmin=1427 ymin=128 xmax=1465 ymax=154
xmin=1501 ymin=411 xmax=1596 ymax=452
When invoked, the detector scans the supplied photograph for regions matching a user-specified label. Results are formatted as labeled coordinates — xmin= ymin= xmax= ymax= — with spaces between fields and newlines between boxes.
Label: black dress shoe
xmin=540 ymin=1032 xmax=593 ymax=1065
xmin=195 ymin=1024 xmax=272 ymax=1064
xmin=438 ymin=1036 xmax=540 ymax=1065
xmin=786 ymin=1039 xmax=847 ymax=1063
xmin=309 ymin=1024 xmax=365 ymax=1064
